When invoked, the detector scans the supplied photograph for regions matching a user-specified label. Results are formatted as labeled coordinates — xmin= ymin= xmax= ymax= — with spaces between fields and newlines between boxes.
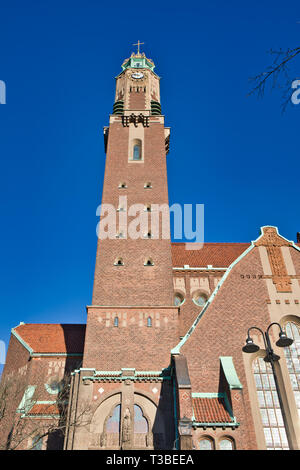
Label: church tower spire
xmin=82 ymin=50 xmax=178 ymax=371
xmin=91 ymin=50 xmax=173 ymax=308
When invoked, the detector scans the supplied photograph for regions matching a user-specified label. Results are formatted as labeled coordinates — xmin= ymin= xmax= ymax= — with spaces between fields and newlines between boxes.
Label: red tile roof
xmin=28 ymin=403 xmax=60 ymax=416
xmin=171 ymin=242 xmax=250 ymax=268
xmin=193 ymin=397 xmax=232 ymax=423
xmin=14 ymin=323 xmax=85 ymax=354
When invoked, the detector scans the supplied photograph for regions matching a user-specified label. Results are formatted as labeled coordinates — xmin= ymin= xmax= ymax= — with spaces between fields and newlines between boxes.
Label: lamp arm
xmin=247 ymin=326 xmax=268 ymax=350
xmin=266 ymin=322 xmax=283 ymax=336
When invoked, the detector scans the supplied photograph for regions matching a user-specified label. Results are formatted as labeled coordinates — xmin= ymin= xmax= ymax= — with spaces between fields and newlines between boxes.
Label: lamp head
xmin=242 ymin=337 xmax=260 ymax=353
xmin=276 ymin=331 xmax=294 ymax=348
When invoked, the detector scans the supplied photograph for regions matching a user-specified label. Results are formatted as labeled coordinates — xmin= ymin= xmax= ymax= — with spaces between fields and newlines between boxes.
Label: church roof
xmin=171 ymin=242 xmax=251 ymax=268
xmin=193 ymin=396 xmax=233 ymax=424
xmin=13 ymin=323 xmax=85 ymax=354
xmin=27 ymin=403 xmax=60 ymax=416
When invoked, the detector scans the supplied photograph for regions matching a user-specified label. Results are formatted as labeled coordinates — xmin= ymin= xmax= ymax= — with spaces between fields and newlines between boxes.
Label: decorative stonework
xmin=255 ymin=226 xmax=292 ymax=247
xmin=122 ymin=113 xmax=149 ymax=127
xmin=255 ymin=227 xmax=292 ymax=293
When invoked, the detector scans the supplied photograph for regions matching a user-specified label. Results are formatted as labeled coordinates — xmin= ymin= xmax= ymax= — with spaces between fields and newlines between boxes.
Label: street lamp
xmin=242 ymin=322 xmax=294 ymax=448
xmin=178 ymin=416 xmax=192 ymax=435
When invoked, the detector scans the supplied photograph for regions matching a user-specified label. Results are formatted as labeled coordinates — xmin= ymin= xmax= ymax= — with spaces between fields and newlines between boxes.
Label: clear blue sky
xmin=0 ymin=1 xmax=300 ymax=368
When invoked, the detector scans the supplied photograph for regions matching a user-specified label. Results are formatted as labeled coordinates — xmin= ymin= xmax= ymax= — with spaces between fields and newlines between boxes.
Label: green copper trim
xmin=11 ymin=328 xmax=33 ymax=355
xmin=121 ymin=56 xmax=155 ymax=72
xmin=192 ymin=392 xmax=221 ymax=398
xmin=82 ymin=376 xmax=171 ymax=382
xmin=192 ymin=421 xmax=240 ymax=428
xmin=220 ymin=357 xmax=243 ymax=390
xmin=31 ymin=353 xmax=83 ymax=357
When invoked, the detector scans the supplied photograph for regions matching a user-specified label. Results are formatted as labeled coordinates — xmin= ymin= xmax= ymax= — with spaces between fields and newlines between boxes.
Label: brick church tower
xmin=1 ymin=47 xmax=300 ymax=451
xmin=64 ymin=48 xmax=179 ymax=450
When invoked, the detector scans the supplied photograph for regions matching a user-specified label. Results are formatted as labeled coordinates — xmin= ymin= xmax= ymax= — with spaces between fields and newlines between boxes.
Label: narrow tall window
xmin=133 ymin=141 xmax=142 ymax=160
xmin=147 ymin=317 xmax=152 ymax=327
xmin=253 ymin=357 xmax=289 ymax=449
xmin=283 ymin=322 xmax=300 ymax=417
xmin=114 ymin=317 xmax=119 ymax=327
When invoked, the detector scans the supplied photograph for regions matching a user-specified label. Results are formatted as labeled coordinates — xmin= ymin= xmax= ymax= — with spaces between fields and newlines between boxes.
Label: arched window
xmin=253 ymin=357 xmax=289 ymax=449
xmin=193 ymin=292 xmax=208 ymax=307
xmin=219 ymin=438 xmax=234 ymax=450
xmin=144 ymin=258 xmax=154 ymax=266
xmin=114 ymin=317 xmax=119 ymax=327
xmin=283 ymin=322 xmax=300 ymax=417
xmin=106 ymin=404 xmax=121 ymax=433
xmin=147 ymin=317 xmax=152 ymax=327
xmin=114 ymin=258 xmax=124 ymax=266
xmin=174 ymin=293 xmax=184 ymax=306
xmin=133 ymin=142 xmax=142 ymax=160
xmin=134 ymin=405 xmax=148 ymax=433
xmin=199 ymin=437 xmax=214 ymax=450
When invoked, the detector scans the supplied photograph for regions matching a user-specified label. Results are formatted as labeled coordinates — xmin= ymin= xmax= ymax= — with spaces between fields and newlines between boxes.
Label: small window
xmin=174 ymin=293 xmax=184 ymax=306
xmin=31 ymin=435 xmax=43 ymax=450
xmin=144 ymin=232 xmax=152 ymax=239
xmin=219 ymin=438 xmax=234 ymax=450
xmin=144 ymin=258 xmax=154 ymax=266
xmin=117 ymin=206 xmax=125 ymax=212
xmin=144 ymin=205 xmax=151 ymax=212
xmin=193 ymin=293 xmax=208 ymax=307
xmin=114 ymin=258 xmax=124 ymax=266
xmin=119 ymin=183 xmax=127 ymax=189
xmin=114 ymin=317 xmax=119 ymax=327
xmin=116 ymin=232 xmax=125 ymax=239
xmin=45 ymin=378 xmax=62 ymax=395
xmin=133 ymin=144 xmax=141 ymax=161
xmin=147 ymin=317 xmax=152 ymax=327
xmin=144 ymin=182 xmax=152 ymax=189
xmin=199 ymin=438 xmax=214 ymax=450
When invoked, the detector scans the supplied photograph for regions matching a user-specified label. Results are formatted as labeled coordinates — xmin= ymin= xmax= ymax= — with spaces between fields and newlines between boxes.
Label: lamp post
xmin=242 ymin=322 xmax=293 ymax=448
xmin=178 ymin=416 xmax=193 ymax=450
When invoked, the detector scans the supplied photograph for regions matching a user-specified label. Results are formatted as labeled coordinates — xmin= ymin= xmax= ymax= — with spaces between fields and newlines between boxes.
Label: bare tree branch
xmin=248 ymin=46 xmax=300 ymax=111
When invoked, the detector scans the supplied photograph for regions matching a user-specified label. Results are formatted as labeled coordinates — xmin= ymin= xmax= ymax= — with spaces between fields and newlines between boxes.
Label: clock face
xmin=131 ymin=72 xmax=144 ymax=79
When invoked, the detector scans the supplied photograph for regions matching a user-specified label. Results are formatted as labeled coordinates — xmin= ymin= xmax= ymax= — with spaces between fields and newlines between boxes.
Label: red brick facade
xmin=1 ymin=52 xmax=300 ymax=451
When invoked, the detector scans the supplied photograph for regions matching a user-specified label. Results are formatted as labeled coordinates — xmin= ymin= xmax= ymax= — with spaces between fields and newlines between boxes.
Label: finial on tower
xmin=133 ymin=40 xmax=144 ymax=55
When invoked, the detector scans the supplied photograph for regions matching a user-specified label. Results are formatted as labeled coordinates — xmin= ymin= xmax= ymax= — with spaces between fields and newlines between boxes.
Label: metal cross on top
xmin=133 ymin=40 xmax=144 ymax=54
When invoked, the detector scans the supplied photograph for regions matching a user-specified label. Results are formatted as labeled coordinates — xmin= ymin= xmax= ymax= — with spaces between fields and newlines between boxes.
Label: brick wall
xmin=83 ymin=307 xmax=179 ymax=370
xmin=92 ymin=120 xmax=174 ymax=307
xmin=181 ymin=247 xmax=271 ymax=449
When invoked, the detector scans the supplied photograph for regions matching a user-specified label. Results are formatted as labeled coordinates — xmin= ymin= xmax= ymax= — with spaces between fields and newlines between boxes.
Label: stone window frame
xmin=198 ymin=435 xmax=215 ymax=450
xmin=250 ymin=352 xmax=289 ymax=449
xmin=192 ymin=290 xmax=209 ymax=307
xmin=281 ymin=316 xmax=300 ymax=421
xmin=218 ymin=436 xmax=235 ymax=450
xmin=174 ymin=292 xmax=185 ymax=307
